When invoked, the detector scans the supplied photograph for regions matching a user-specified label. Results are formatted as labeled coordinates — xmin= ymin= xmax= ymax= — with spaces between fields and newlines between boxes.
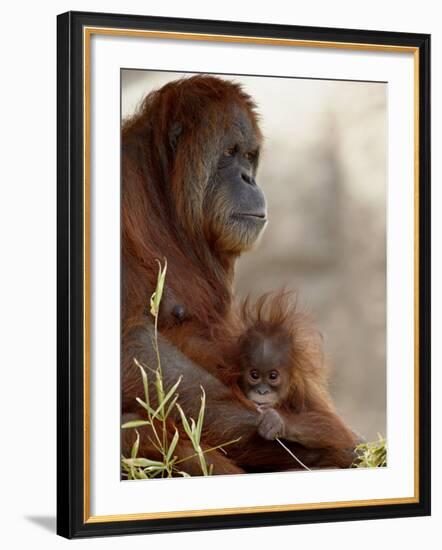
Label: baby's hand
xmin=257 ymin=408 xmax=285 ymax=440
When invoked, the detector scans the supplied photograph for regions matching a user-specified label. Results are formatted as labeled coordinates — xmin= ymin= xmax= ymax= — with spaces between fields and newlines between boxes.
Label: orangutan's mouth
xmin=234 ymin=212 xmax=268 ymax=222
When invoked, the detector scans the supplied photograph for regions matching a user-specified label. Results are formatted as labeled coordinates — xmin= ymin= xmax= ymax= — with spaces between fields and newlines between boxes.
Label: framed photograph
xmin=57 ymin=11 xmax=431 ymax=538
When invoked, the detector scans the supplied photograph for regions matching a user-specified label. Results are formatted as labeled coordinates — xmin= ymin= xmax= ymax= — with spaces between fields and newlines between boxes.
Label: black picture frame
xmin=57 ymin=10 xmax=431 ymax=539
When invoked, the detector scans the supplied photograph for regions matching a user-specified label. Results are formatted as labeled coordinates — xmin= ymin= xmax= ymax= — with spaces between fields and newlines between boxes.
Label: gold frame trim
xmin=82 ymin=27 xmax=420 ymax=524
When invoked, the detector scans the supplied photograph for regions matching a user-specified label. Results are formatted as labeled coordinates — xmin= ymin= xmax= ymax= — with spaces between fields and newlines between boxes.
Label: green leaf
xmin=163 ymin=376 xmax=183 ymax=409
xmin=166 ymin=429 xmax=180 ymax=462
xmin=131 ymin=430 xmax=140 ymax=459
xmin=165 ymin=394 xmax=179 ymax=419
xmin=148 ymin=469 xmax=164 ymax=478
xmin=352 ymin=435 xmax=387 ymax=468
xmin=122 ymin=419 xmax=151 ymax=429
xmin=154 ymin=368 xmax=165 ymax=404
xmin=196 ymin=447 xmax=208 ymax=476
xmin=135 ymin=397 xmax=156 ymax=417
xmin=176 ymin=403 xmax=193 ymax=440
xmin=150 ymin=258 xmax=168 ymax=317
xmin=151 ymin=376 xmax=182 ymax=420
xmin=196 ymin=386 xmax=206 ymax=443
xmin=123 ymin=458 xmax=165 ymax=468
xmin=176 ymin=402 xmax=209 ymax=476
xmin=134 ymin=358 xmax=150 ymax=408
xmin=144 ymin=465 xmax=167 ymax=472
xmin=190 ymin=418 xmax=197 ymax=437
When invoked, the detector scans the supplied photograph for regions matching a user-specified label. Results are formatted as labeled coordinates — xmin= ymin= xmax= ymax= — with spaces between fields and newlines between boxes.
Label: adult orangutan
xmin=121 ymin=75 xmax=357 ymax=475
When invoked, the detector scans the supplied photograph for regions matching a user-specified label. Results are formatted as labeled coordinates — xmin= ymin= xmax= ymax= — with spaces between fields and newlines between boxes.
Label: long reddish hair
xmin=224 ymin=291 xmax=331 ymax=413
xmin=122 ymin=75 xmax=261 ymax=333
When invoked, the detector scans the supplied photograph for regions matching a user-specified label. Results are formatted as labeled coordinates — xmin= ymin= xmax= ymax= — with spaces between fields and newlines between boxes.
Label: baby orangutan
xmin=235 ymin=292 xmax=358 ymax=457
xmin=238 ymin=327 xmax=294 ymax=441
xmin=146 ymin=285 xmax=358 ymax=468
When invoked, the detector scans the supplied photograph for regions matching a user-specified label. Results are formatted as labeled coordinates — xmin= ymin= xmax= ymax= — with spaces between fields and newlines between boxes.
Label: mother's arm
xmin=122 ymin=322 xmax=259 ymax=444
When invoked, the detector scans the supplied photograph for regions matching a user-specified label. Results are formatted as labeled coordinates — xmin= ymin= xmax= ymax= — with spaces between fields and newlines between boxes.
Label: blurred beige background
xmin=122 ymin=70 xmax=387 ymax=442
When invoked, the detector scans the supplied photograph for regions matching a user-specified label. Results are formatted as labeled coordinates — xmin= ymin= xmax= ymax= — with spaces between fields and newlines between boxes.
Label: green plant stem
xmin=152 ymin=306 xmax=169 ymax=459
xmin=174 ymin=438 xmax=242 ymax=466
xmin=122 ymin=258 xmax=242 ymax=479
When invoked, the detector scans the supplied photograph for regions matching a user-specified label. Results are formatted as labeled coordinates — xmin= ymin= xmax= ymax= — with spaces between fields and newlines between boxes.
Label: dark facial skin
xmin=242 ymin=358 xmax=289 ymax=441
xmin=241 ymin=364 xmax=288 ymax=408
xmin=156 ymin=109 xmax=266 ymax=328
xmin=204 ymin=109 xmax=267 ymax=252
xmin=241 ymin=359 xmax=289 ymax=442
xmin=240 ymin=331 xmax=291 ymax=406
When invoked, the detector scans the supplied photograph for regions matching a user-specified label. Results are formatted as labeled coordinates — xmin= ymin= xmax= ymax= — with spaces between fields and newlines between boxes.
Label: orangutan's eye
xmin=224 ymin=145 xmax=237 ymax=157
xmin=268 ymin=371 xmax=279 ymax=381
xmin=250 ymin=369 xmax=260 ymax=380
xmin=245 ymin=150 xmax=258 ymax=162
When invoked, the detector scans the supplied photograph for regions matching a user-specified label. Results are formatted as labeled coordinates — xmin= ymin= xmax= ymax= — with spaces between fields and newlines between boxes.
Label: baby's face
xmin=240 ymin=332 xmax=291 ymax=407
xmin=241 ymin=365 xmax=289 ymax=408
